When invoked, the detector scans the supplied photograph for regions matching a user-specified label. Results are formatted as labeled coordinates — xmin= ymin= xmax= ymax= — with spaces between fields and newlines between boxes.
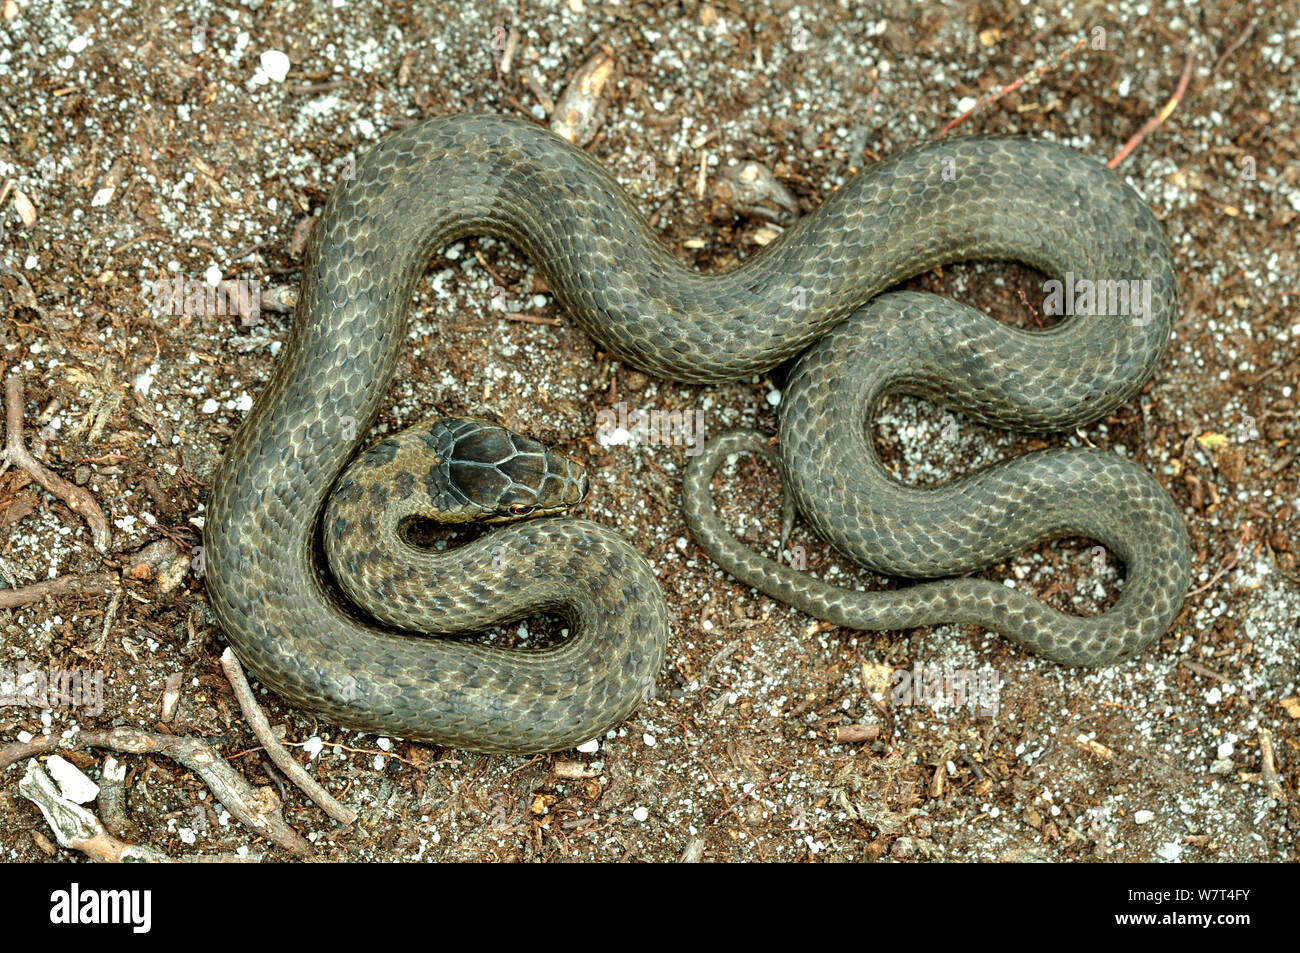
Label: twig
xmin=182 ymin=852 xmax=265 ymax=863
xmin=96 ymin=587 xmax=123 ymax=651
xmin=700 ymin=760 xmax=757 ymax=850
xmin=1179 ymin=659 xmax=1226 ymax=682
xmin=710 ymin=772 xmax=789 ymax=823
xmin=1259 ymin=729 xmax=1286 ymax=801
xmin=19 ymin=761 xmax=175 ymax=862
xmin=833 ymin=724 xmax=882 ymax=743
xmin=863 ymin=85 xmax=879 ymax=125
xmin=279 ymin=739 xmax=448 ymax=769
xmin=1187 ymin=523 xmax=1254 ymax=597
xmin=18 ymin=760 xmax=264 ymax=862
xmin=0 ymin=570 xmax=118 ymax=609
xmin=1210 ymin=16 xmax=1259 ymax=73
xmin=678 ymin=837 xmax=706 ymax=862
xmin=473 ymin=246 xmax=510 ymax=287
xmin=96 ymin=755 xmax=137 ymax=838
xmin=78 ymin=727 xmax=315 ymax=859
xmin=2 ymin=370 xmax=112 ymax=552
xmin=935 ymin=38 xmax=1086 ymax=138
xmin=1108 ymin=50 xmax=1196 ymax=168
xmin=502 ymin=311 xmax=561 ymax=326
xmin=219 ymin=648 xmax=358 ymax=825
xmin=0 ymin=733 xmax=57 ymax=772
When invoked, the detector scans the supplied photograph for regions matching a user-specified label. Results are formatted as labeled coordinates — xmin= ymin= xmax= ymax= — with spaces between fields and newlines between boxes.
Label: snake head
xmin=432 ymin=417 xmax=588 ymax=523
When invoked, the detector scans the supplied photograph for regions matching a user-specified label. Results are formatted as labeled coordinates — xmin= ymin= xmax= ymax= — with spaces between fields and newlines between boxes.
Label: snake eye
xmin=508 ymin=503 xmax=536 ymax=517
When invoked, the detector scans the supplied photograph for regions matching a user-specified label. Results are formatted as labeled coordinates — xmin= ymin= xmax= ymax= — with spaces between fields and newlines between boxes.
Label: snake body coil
xmin=206 ymin=115 xmax=1188 ymax=751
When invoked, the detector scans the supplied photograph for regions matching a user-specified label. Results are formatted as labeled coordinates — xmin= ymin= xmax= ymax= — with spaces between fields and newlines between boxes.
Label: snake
xmin=204 ymin=113 xmax=1189 ymax=752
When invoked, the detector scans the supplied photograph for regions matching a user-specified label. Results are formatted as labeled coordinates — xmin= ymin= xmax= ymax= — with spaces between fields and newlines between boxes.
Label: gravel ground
xmin=0 ymin=0 xmax=1296 ymax=862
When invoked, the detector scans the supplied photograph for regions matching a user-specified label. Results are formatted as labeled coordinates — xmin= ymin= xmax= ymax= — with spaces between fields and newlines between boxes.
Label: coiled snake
xmin=205 ymin=114 xmax=1189 ymax=752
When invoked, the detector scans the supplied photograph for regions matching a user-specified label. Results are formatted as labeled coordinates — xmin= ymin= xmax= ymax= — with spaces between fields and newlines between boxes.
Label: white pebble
xmin=1157 ymin=841 xmax=1183 ymax=861
xmin=259 ymin=50 xmax=291 ymax=82
xmin=46 ymin=755 xmax=100 ymax=804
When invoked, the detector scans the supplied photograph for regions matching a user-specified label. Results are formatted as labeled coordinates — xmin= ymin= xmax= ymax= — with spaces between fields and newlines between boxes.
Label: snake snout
xmin=540 ymin=447 xmax=589 ymax=510
xmin=455 ymin=421 xmax=589 ymax=519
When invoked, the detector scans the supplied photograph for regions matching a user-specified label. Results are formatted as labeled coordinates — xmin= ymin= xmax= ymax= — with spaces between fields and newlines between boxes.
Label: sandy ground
xmin=0 ymin=0 xmax=1296 ymax=862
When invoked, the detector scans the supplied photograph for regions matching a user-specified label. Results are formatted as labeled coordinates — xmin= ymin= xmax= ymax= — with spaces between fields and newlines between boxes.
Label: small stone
xmin=259 ymin=49 xmax=290 ymax=82
xmin=1156 ymin=841 xmax=1184 ymax=861
xmin=46 ymin=755 xmax=99 ymax=804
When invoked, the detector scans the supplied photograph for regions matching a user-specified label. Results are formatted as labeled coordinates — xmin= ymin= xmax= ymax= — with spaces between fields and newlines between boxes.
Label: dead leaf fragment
xmin=550 ymin=45 xmax=619 ymax=146
xmin=13 ymin=189 xmax=36 ymax=226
